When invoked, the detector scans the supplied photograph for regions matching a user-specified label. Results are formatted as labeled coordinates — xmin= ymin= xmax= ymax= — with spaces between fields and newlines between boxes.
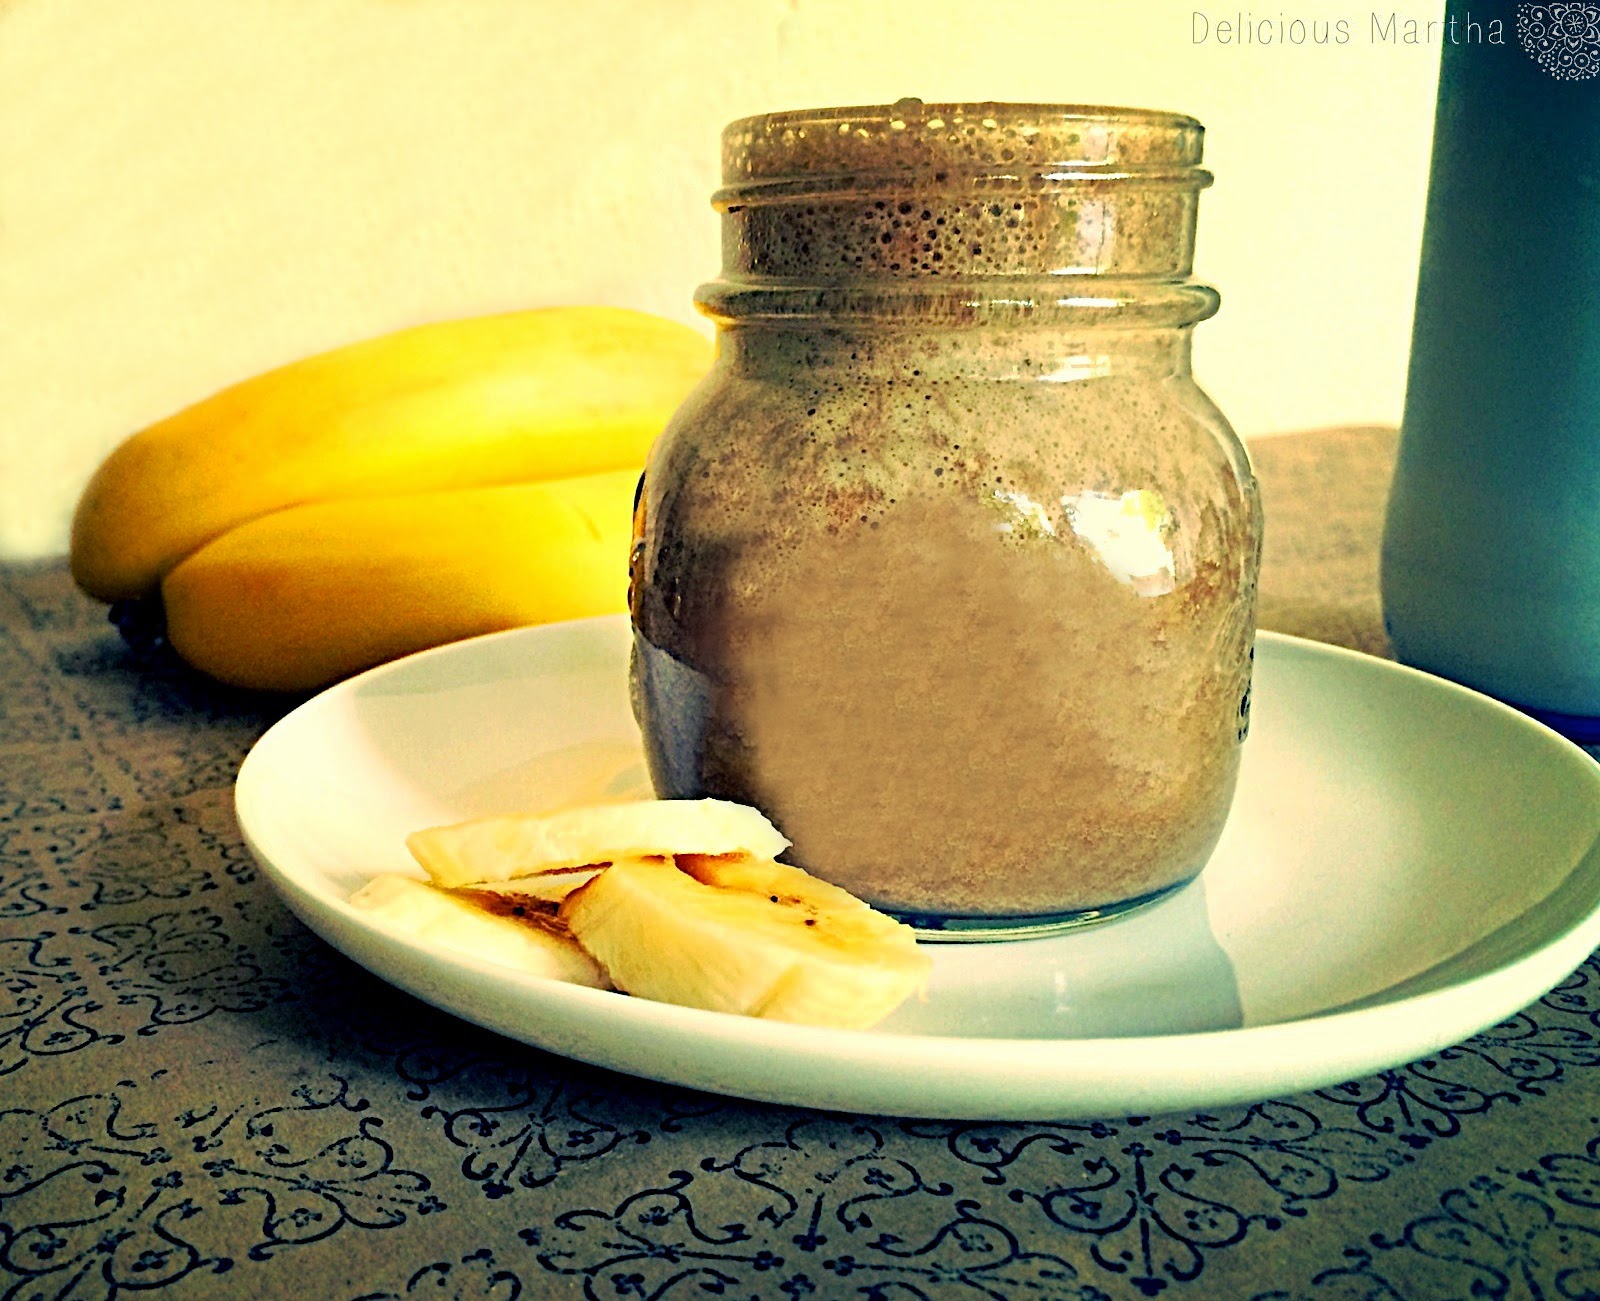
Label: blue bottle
xmin=1381 ymin=4 xmax=1600 ymax=741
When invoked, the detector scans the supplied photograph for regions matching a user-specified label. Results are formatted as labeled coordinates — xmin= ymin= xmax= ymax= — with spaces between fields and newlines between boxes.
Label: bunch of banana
xmin=69 ymin=306 xmax=713 ymax=691
xmin=352 ymin=799 xmax=931 ymax=1029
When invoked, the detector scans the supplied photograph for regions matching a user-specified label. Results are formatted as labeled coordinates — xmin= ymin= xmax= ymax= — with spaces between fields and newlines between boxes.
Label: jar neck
xmin=706 ymin=103 xmax=1217 ymax=330
xmin=717 ymin=180 xmax=1206 ymax=283
xmin=715 ymin=322 xmax=1196 ymax=382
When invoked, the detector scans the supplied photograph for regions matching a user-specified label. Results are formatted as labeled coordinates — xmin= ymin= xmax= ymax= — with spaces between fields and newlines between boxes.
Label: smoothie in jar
xmin=630 ymin=101 xmax=1261 ymax=936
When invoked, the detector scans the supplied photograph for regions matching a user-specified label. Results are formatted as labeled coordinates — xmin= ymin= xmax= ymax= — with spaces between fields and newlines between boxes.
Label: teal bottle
xmin=1381 ymin=3 xmax=1600 ymax=740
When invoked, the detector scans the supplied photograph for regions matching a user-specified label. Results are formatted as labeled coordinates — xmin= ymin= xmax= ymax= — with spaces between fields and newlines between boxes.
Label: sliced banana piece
xmin=460 ymin=866 xmax=603 ymax=907
xmin=349 ymin=873 xmax=609 ymax=987
xmin=560 ymin=854 xmax=930 ymax=1029
xmin=407 ymin=799 xmax=789 ymax=889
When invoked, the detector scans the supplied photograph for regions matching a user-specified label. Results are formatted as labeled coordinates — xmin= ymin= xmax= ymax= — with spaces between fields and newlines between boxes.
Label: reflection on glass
xmin=1063 ymin=488 xmax=1176 ymax=596
xmin=1040 ymin=353 xmax=1114 ymax=381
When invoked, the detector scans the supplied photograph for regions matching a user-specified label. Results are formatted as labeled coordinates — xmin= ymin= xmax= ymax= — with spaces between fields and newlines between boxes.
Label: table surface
xmin=5 ymin=425 xmax=1600 ymax=1301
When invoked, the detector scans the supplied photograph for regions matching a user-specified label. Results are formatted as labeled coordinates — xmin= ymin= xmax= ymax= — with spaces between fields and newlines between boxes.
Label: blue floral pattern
xmin=5 ymin=553 xmax=1600 ymax=1299
xmin=0 ymin=1071 xmax=442 ymax=1299
xmin=1256 ymin=1135 xmax=1600 ymax=1299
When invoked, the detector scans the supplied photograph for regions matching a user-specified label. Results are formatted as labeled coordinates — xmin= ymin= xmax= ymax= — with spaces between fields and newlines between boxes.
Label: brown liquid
xmin=632 ymin=337 xmax=1257 ymax=919
xmin=632 ymin=103 xmax=1258 ymax=924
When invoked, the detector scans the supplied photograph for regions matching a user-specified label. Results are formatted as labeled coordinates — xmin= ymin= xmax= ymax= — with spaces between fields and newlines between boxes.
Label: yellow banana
xmin=408 ymin=798 xmax=791 ymax=890
xmin=393 ymin=797 xmax=929 ymax=1026
xmin=161 ymin=468 xmax=635 ymax=692
xmin=72 ymin=307 xmax=712 ymax=600
xmin=349 ymin=874 xmax=610 ymax=988
xmin=560 ymin=854 xmax=931 ymax=1028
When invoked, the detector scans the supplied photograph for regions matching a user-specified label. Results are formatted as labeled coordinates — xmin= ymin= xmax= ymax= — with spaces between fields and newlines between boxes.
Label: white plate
xmin=235 ymin=616 xmax=1600 ymax=1120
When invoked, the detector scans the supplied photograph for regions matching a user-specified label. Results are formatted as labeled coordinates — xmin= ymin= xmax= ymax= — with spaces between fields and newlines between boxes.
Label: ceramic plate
xmin=235 ymin=616 xmax=1600 ymax=1120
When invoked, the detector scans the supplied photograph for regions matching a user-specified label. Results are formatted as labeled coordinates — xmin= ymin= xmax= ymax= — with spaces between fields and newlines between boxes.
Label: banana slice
xmin=559 ymin=854 xmax=930 ymax=1029
xmin=458 ymin=866 xmax=603 ymax=907
xmin=407 ymin=799 xmax=789 ymax=890
xmin=349 ymin=874 xmax=609 ymax=987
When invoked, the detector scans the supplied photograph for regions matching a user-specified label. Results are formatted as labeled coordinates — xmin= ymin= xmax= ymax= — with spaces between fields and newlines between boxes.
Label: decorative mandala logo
xmin=1517 ymin=3 xmax=1600 ymax=79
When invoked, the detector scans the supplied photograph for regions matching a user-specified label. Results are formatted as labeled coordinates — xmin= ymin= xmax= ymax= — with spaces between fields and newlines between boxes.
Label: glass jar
xmin=630 ymin=100 xmax=1261 ymax=939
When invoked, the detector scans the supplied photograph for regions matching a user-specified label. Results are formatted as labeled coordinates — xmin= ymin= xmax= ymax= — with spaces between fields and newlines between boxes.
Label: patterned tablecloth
xmin=5 ymin=425 xmax=1600 ymax=1301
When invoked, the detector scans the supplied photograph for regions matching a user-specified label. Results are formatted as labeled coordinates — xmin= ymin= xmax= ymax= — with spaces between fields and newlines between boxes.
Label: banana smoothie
xmin=630 ymin=103 xmax=1261 ymax=934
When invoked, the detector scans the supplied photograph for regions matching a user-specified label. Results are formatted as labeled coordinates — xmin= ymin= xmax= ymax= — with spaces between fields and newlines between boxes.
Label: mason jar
xmin=630 ymin=100 xmax=1261 ymax=938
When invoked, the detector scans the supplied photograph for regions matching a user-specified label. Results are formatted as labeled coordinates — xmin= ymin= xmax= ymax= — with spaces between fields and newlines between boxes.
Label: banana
xmin=71 ymin=306 xmax=712 ymax=600
xmin=408 ymin=798 xmax=790 ymax=890
xmin=348 ymin=873 xmax=609 ymax=987
xmin=558 ymin=854 xmax=930 ymax=1028
xmin=392 ymin=800 xmax=925 ymax=1028
xmin=458 ymin=867 xmax=603 ymax=907
xmin=161 ymin=468 xmax=636 ymax=692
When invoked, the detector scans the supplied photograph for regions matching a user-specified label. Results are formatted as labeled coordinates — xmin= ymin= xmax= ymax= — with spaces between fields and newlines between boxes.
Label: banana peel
xmin=68 ymin=305 xmax=710 ymax=691
xmin=71 ymin=305 xmax=711 ymax=602
xmin=161 ymin=469 xmax=637 ymax=692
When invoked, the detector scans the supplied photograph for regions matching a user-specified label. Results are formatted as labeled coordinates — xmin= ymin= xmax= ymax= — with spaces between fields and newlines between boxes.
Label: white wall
xmin=0 ymin=0 xmax=1443 ymax=557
